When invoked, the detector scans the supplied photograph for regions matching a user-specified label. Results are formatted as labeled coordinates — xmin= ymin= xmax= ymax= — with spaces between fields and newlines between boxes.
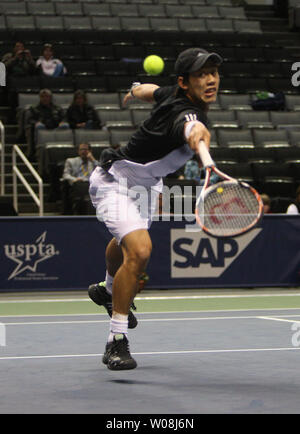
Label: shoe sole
xmin=107 ymin=360 xmax=137 ymax=370
xmin=88 ymin=285 xmax=138 ymax=329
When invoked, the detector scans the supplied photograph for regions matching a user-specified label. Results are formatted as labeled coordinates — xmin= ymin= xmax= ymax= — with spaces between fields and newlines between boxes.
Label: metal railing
xmin=0 ymin=120 xmax=4 ymax=195
xmin=12 ymin=145 xmax=44 ymax=216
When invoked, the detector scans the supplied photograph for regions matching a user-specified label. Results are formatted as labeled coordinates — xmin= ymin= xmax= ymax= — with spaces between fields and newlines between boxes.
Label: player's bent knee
xmin=130 ymin=244 xmax=152 ymax=265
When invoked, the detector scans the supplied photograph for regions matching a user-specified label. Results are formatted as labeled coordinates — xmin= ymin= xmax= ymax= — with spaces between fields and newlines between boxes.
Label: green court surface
xmin=1 ymin=289 xmax=300 ymax=317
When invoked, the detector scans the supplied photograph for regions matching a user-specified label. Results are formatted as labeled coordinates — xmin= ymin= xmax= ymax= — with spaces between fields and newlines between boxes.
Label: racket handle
xmin=197 ymin=140 xmax=214 ymax=168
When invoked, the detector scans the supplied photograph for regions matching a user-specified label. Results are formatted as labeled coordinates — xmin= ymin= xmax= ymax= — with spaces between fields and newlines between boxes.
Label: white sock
xmin=108 ymin=313 xmax=128 ymax=343
xmin=105 ymin=271 xmax=113 ymax=295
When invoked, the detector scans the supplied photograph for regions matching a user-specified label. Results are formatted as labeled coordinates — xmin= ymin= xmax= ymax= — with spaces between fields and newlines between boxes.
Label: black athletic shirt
xmin=99 ymin=85 xmax=208 ymax=170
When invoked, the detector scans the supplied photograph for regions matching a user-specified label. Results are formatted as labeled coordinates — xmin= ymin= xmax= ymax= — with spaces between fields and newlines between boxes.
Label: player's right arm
xmin=184 ymin=120 xmax=211 ymax=152
xmin=123 ymin=83 xmax=159 ymax=106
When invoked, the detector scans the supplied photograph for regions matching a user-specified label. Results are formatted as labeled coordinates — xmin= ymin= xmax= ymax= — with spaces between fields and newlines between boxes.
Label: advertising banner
xmin=0 ymin=215 xmax=299 ymax=292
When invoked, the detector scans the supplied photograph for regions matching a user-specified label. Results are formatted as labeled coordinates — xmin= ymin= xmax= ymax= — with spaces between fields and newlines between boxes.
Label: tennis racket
xmin=195 ymin=140 xmax=263 ymax=238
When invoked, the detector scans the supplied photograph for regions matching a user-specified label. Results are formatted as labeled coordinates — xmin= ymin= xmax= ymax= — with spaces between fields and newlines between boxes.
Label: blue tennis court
xmin=1 ymin=294 xmax=300 ymax=414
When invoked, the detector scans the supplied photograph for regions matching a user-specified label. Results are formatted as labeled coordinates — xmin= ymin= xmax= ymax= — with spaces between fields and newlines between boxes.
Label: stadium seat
xmin=18 ymin=93 xmax=39 ymax=109
xmin=285 ymin=95 xmax=300 ymax=111
xmin=96 ymin=60 xmax=129 ymax=76
xmin=6 ymin=15 xmax=35 ymax=30
xmin=236 ymin=111 xmax=273 ymax=129
xmin=27 ymin=2 xmax=55 ymax=15
xmin=111 ymin=4 xmax=139 ymax=16
xmin=40 ymin=77 xmax=75 ymax=93
xmin=288 ymin=131 xmax=300 ymax=147
xmin=120 ymin=17 xmax=151 ymax=31
xmin=270 ymin=112 xmax=300 ymax=129
xmin=82 ymin=3 xmax=112 ymax=16
xmin=179 ymin=18 xmax=207 ymax=32
xmin=165 ymin=4 xmax=193 ymax=17
xmin=234 ymin=20 xmax=262 ymax=34
xmin=52 ymin=93 xmax=74 ymax=109
xmin=98 ymin=109 xmax=133 ymax=128
xmin=211 ymin=146 xmax=239 ymax=163
xmin=91 ymin=16 xmax=121 ymax=31
xmin=0 ymin=2 xmax=27 ymax=15
xmin=219 ymin=94 xmax=252 ymax=110
xmin=191 ymin=5 xmax=220 ymax=18
xmin=9 ymin=77 xmax=41 ymax=93
xmin=206 ymin=18 xmax=234 ymax=33
xmin=138 ymin=5 xmax=166 ymax=17
xmin=74 ymin=129 xmax=111 ymax=146
xmin=131 ymin=109 xmax=151 ymax=127
xmin=208 ymin=110 xmax=239 ymax=128
xmin=55 ymin=3 xmax=83 ymax=16
xmin=252 ymin=129 xmax=290 ymax=148
xmin=36 ymin=128 xmax=74 ymax=148
xmin=219 ymin=6 xmax=247 ymax=19
xmin=150 ymin=17 xmax=180 ymax=31
xmin=63 ymin=17 xmax=92 ymax=30
xmin=35 ymin=16 xmax=64 ymax=30
xmin=217 ymin=129 xmax=254 ymax=148
xmin=75 ymin=76 xmax=107 ymax=92
xmin=44 ymin=144 xmax=77 ymax=204
xmin=65 ymin=60 xmax=96 ymax=76
xmin=86 ymin=92 xmax=120 ymax=109
xmin=110 ymin=129 xmax=136 ymax=147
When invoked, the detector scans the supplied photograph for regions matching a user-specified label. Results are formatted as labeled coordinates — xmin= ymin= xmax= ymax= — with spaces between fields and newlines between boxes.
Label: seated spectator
xmin=2 ymin=41 xmax=37 ymax=119
xmin=62 ymin=143 xmax=97 ymax=215
xmin=36 ymin=44 xmax=66 ymax=77
xmin=286 ymin=186 xmax=300 ymax=215
xmin=184 ymin=156 xmax=219 ymax=184
xmin=2 ymin=41 xmax=36 ymax=77
xmin=261 ymin=193 xmax=272 ymax=214
xmin=25 ymin=88 xmax=69 ymax=160
xmin=67 ymin=90 xmax=102 ymax=130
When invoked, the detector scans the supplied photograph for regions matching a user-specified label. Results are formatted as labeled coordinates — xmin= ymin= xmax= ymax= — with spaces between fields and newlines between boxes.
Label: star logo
xmin=4 ymin=232 xmax=59 ymax=280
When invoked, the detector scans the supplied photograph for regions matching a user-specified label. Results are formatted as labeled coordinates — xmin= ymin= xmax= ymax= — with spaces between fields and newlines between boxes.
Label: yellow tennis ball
xmin=143 ymin=55 xmax=164 ymax=75
xmin=217 ymin=187 xmax=224 ymax=194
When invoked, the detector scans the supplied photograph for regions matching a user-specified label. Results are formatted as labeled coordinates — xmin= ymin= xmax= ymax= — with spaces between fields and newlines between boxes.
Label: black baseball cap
xmin=175 ymin=48 xmax=223 ymax=76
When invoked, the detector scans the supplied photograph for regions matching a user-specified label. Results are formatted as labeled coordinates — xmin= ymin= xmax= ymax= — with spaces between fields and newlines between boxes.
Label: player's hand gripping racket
xmin=195 ymin=141 xmax=263 ymax=238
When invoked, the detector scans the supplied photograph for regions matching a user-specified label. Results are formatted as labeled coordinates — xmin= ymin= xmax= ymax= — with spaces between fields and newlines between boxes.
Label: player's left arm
xmin=123 ymin=83 xmax=159 ymax=106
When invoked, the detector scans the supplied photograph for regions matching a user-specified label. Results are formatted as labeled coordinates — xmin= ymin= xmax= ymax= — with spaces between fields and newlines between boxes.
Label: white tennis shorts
xmin=89 ymin=166 xmax=163 ymax=243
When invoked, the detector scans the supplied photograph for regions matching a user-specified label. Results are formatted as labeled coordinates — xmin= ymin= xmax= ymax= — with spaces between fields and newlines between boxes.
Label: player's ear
xmin=177 ymin=76 xmax=188 ymax=91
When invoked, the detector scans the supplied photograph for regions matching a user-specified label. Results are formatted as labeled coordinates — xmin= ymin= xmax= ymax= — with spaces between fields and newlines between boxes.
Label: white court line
xmin=1 ymin=293 xmax=300 ymax=304
xmin=0 ymin=347 xmax=300 ymax=361
xmin=2 ymin=307 xmax=300 ymax=319
xmin=4 ymin=313 xmax=300 ymax=326
xmin=1 ymin=315 xmax=266 ymax=326
xmin=259 ymin=316 xmax=300 ymax=325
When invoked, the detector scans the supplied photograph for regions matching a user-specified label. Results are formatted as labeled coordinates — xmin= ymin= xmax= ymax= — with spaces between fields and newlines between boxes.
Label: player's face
xmin=183 ymin=65 xmax=220 ymax=104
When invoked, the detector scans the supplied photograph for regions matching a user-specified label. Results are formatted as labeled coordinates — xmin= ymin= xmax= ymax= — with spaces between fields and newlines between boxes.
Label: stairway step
xmin=5 ymin=173 xmax=40 ymax=183
xmin=18 ymin=201 xmax=61 ymax=214
xmin=5 ymin=183 xmax=51 ymax=195
xmin=5 ymin=161 xmax=38 ymax=170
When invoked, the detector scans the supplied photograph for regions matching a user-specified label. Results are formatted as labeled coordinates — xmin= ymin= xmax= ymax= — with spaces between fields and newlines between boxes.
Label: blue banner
xmin=0 ymin=215 xmax=300 ymax=292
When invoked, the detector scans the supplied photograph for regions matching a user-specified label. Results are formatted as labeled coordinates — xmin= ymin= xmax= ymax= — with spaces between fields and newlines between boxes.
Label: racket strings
xmin=199 ymin=182 xmax=261 ymax=237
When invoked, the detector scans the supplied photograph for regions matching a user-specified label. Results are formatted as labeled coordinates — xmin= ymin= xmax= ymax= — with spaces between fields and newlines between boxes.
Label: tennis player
xmin=88 ymin=48 xmax=222 ymax=370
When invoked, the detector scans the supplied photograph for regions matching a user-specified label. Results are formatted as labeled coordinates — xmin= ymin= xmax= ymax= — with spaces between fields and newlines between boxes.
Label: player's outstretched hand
xmin=122 ymin=91 xmax=133 ymax=107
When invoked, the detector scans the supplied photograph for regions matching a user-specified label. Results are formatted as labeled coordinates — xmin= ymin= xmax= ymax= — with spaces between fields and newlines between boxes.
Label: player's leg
xmin=113 ymin=229 xmax=151 ymax=315
xmin=88 ymin=236 xmax=139 ymax=329
xmin=104 ymin=229 xmax=152 ymax=370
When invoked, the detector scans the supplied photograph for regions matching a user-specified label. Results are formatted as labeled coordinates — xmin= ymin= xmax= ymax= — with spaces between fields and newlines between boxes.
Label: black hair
xmin=78 ymin=142 xmax=91 ymax=150
xmin=73 ymin=89 xmax=87 ymax=105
